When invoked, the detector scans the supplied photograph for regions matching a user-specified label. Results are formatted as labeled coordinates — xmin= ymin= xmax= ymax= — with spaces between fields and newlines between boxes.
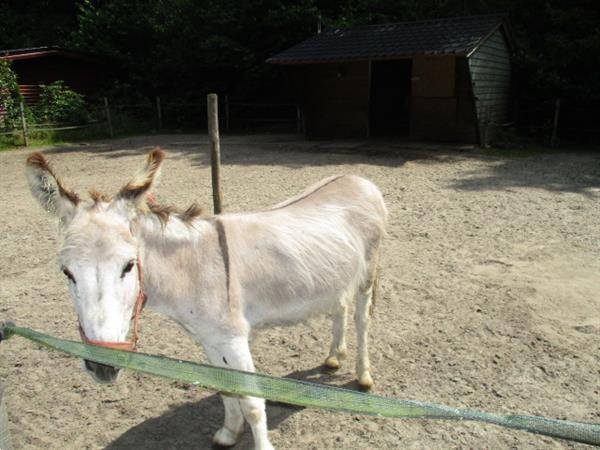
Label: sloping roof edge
xmin=466 ymin=20 xmax=516 ymax=58
xmin=0 ymin=46 xmax=102 ymax=64
xmin=268 ymin=14 xmax=512 ymax=65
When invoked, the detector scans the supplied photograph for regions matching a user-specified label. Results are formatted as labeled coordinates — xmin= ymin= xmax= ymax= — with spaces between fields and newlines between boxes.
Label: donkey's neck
xmin=136 ymin=216 xmax=210 ymax=311
xmin=133 ymin=215 xmax=228 ymax=334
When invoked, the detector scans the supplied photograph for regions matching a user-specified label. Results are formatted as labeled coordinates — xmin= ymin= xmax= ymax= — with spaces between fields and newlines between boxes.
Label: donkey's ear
xmin=116 ymin=148 xmax=165 ymax=208
xmin=26 ymin=152 xmax=79 ymax=223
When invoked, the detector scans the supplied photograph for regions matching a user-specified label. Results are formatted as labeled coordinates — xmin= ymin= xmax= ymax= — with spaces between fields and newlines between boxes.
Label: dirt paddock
xmin=1 ymin=134 xmax=598 ymax=449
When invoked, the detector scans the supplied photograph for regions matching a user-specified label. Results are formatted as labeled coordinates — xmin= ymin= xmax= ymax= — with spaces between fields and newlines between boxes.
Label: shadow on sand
xmin=42 ymin=133 xmax=600 ymax=195
xmin=104 ymin=365 xmax=359 ymax=450
xmin=42 ymin=133 xmax=472 ymax=170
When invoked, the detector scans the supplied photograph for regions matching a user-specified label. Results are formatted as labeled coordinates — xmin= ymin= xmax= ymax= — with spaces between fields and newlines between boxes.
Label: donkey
xmin=26 ymin=149 xmax=387 ymax=450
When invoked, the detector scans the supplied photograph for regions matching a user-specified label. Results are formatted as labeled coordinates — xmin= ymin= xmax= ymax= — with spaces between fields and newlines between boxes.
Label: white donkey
xmin=26 ymin=149 xmax=387 ymax=450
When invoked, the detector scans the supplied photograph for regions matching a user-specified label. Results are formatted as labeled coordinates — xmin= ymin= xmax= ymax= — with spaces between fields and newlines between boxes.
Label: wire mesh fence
xmin=0 ymin=101 xmax=109 ymax=146
xmin=102 ymin=96 xmax=300 ymax=134
xmin=1 ymin=95 xmax=302 ymax=147
xmin=479 ymin=97 xmax=600 ymax=147
xmin=514 ymin=98 xmax=600 ymax=144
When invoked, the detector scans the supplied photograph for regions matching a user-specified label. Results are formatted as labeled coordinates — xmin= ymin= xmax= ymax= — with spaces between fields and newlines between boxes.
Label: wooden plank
xmin=470 ymin=61 xmax=511 ymax=72
xmin=470 ymin=66 xmax=511 ymax=76
xmin=412 ymin=55 xmax=456 ymax=98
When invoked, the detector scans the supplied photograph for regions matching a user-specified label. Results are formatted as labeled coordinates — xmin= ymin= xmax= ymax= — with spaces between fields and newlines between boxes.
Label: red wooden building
xmin=1 ymin=46 xmax=107 ymax=105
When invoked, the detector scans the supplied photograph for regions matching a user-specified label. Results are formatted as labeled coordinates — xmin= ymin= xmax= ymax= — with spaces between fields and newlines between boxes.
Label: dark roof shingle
xmin=268 ymin=14 xmax=508 ymax=64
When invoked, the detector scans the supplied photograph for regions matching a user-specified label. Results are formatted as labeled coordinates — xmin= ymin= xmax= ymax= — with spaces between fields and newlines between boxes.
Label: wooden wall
xmin=468 ymin=29 xmax=512 ymax=133
xmin=11 ymin=55 xmax=106 ymax=97
xmin=409 ymin=55 xmax=478 ymax=143
xmin=290 ymin=32 xmax=511 ymax=144
xmin=296 ymin=62 xmax=370 ymax=138
xmin=410 ymin=55 xmax=456 ymax=141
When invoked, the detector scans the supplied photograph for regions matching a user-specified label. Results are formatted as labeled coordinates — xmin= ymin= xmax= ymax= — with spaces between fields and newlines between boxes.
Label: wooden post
xmin=0 ymin=381 xmax=14 ymax=450
xmin=156 ymin=96 xmax=163 ymax=129
xmin=296 ymin=106 xmax=302 ymax=134
xmin=224 ymin=95 xmax=230 ymax=132
xmin=551 ymin=98 xmax=561 ymax=147
xmin=103 ymin=97 xmax=114 ymax=138
xmin=19 ymin=101 xmax=29 ymax=147
xmin=207 ymin=93 xmax=223 ymax=215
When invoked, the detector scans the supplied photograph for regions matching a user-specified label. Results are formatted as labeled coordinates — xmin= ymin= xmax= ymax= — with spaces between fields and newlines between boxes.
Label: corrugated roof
xmin=268 ymin=14 xmax=509 ymax=64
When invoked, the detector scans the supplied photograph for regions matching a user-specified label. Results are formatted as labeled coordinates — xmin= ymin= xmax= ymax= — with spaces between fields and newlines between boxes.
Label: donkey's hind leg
xmin=355 ymin=272 xmax=377 ymax=390
xmin=324 ymin=301 xmax=348 ymax=370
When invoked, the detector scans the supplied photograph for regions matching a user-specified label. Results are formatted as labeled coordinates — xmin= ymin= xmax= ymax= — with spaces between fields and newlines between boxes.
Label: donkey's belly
xmin=244 ymin=289 xmax=346 ymax=328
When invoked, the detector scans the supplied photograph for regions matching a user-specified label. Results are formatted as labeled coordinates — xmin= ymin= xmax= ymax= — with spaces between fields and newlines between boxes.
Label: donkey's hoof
xmin=213 ymin=426 xmax=241 ymax=447
xmin=324 ymin=356 xmax=341 ymax=370
xmin=358 ymin=372 xmax=373 ymax=390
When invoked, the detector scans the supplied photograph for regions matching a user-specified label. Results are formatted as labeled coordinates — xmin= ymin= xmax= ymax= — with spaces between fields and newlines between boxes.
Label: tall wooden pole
xmin=207 ymin=93 xmax=223 ymax=215
xmin=19 ymin=101 xmax=29 ymax=147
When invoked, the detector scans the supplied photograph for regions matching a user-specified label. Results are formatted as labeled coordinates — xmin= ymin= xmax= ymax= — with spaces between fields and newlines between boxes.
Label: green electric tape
xmin=1 ymin=323 xmax=599 ymax=446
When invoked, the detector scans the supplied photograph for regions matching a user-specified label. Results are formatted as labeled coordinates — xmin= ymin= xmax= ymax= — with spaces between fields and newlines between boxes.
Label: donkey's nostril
xmin=84 ymin=359 xmax=122 ymax=384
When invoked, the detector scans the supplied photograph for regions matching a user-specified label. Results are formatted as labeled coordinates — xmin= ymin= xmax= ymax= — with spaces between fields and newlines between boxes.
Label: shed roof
xmin=268 ymin=14 xmax=512 ymax=64
xmin=0 ymin=46 xmax=101 ymax=63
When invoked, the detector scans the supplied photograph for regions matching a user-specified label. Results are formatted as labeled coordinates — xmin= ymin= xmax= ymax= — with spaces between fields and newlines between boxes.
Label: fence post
xmin=207 ymin=93 xmax=223 ymax=215
xmin=156 ymin=96 xmax=163 ymax=130
xmin=551 ymin=98 xmax=561 ymax=147
xmin=296 ymin=106 xmax=302 ymax=134
xmin=103 ymin=97 xmax=114 ymax=138
xmin=19 ymin=102 xmax=29 ymax=147
xmin=0 ymin=381 xmax=14 ymax=450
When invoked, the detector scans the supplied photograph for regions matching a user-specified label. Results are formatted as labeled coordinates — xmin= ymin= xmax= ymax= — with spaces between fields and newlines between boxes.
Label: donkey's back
xmin=224 ymin=175 xmax=387 ymax=389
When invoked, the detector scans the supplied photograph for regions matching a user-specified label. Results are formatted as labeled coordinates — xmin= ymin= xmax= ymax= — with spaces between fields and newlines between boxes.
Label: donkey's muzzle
xmin=84 ymin=359 xmax=122 ymax=384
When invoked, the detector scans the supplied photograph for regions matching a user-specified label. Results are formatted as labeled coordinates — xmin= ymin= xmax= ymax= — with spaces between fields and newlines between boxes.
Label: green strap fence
xmin=1 ymin=322 xmax=599 ymax=447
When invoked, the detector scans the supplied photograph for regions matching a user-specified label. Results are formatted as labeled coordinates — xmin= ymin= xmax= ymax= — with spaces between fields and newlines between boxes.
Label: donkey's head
xmin=26 ymin=150 xmax=165 ymax=383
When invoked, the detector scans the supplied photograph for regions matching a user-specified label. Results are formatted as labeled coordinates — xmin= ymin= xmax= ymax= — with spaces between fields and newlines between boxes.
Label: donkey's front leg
xmin=204 ymin=336 xmax=274 ymax=450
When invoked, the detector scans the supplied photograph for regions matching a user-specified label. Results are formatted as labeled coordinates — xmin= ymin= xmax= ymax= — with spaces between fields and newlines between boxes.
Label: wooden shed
xmin=0 ymin=46 xmax=106 ymax=105
xmin=268 ymin=15 xmax=515 ymax=144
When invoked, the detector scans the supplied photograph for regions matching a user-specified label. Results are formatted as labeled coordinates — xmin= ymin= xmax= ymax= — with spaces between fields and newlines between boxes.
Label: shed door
xmin=369 ymin=60 xmax=412 ymax=136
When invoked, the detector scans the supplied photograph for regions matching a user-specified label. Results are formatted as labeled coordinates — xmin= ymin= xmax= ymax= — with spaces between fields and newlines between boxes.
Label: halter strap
xmin=78 ymin=257 xmax=147 ymax=352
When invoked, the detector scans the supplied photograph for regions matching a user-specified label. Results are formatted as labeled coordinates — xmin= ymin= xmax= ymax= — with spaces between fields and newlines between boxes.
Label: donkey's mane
xmin=148 ymin=202 xmax=204 ymax=225
xmin=88 ymin=191 xmax=203 ymax=225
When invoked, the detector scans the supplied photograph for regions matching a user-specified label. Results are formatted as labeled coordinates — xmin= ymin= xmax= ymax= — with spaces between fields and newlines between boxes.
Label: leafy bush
xmin=0 ymin=59 xmax=23 ymax=130
xmin=34 ymin=81 xmax=89 ymax=124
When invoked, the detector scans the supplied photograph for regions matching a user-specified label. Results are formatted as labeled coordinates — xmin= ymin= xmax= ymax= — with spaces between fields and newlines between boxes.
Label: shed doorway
xmin=369 ymin=60 xmax=412 ymax=136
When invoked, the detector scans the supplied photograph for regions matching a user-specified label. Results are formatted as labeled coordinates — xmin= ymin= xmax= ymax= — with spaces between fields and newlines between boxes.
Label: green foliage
xmin=1 ymin=0 xmax=599 ymax=105
xmin=34 ymin=81 xmax=89 ymax=124
xmin=0 ymin=59 xmax=23 ymax=129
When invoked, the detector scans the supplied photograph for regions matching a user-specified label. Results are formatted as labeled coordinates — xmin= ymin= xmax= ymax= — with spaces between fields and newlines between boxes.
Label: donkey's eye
xmin=62 ymin=268 xmax=76 ymax=284
xmin=121 ymin=261 xmax=135 ymax=278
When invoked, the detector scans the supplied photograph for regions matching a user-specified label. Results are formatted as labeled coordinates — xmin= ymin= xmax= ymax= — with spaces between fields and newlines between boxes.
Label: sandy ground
xmin=0 ymin=134 xmax=599 ymax=449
